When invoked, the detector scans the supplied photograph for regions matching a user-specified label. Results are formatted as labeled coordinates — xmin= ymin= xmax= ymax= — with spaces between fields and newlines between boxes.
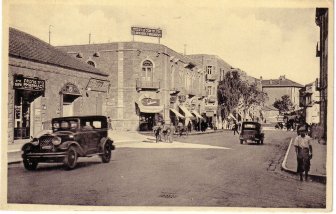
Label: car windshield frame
xmin=52 ymin=119 xmax=80 ymax=132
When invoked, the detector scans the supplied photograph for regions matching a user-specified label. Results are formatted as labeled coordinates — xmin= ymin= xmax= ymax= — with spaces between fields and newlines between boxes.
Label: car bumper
xmin=22 ymin=152 xmax=67 ymax=158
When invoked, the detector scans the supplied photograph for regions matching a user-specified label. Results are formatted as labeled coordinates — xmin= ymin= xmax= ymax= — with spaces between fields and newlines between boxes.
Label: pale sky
xmin=8 ymin=0 xmax=330 ymax=85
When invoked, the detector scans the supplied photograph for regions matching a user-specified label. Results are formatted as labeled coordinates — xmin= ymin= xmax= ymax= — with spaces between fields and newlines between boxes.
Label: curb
xmin=281 ymin=138 xmax=326 ymax=183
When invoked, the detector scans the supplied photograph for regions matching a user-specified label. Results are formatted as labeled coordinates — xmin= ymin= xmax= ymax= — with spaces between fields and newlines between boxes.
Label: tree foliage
xmin=273 ymin=95 xmax=293 ymax=113
xmin=217 ymin=71 xmax=267 ymax=120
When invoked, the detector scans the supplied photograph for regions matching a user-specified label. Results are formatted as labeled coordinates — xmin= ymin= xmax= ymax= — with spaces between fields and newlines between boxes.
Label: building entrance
xmin=14 ymin=89 xmax=43 ymax=139
xmin=13 ymin=76 xmax=45 ymax=140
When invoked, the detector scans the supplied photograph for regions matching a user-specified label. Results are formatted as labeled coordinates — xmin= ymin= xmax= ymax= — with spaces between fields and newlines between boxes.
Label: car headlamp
xmin=52 ymin=137 xmax=62 ymax=146
xmin=31 ymin=138 xmax=39 ymax=146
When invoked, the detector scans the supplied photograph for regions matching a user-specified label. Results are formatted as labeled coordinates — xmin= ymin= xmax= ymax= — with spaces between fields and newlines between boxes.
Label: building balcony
xmin=136 ymin=79 xmax=160 ymax=91
xmin=206 ymin=73 xmax=218 ymax=81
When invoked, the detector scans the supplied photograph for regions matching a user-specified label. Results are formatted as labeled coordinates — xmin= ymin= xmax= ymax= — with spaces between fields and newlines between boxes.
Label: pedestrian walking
xmin=107 ymin=116 xmax=112 ymax=130
xmin=294 ymin=127 xmax=313 ymax=181
xmin=233 ymin=122 xmax=239 ymax=135
xmin=187 ymin=121 xmax=192 ymax=133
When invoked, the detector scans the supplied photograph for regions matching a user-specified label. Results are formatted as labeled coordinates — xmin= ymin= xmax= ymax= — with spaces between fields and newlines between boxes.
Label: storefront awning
xmin=179 ymin=105 xmax=194 ymax=118
xmin=170 ymin=108 xmax=185 ymax=118
xmin=192 ymin=110 xmax=203 ymax=119
xmin=136 ymin=102 xmax=164 ymax=113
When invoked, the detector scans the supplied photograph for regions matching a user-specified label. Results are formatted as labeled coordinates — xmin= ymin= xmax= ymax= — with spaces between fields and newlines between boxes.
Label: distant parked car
xmin=239 ymin=122 xmax=264 ymax=145
xmin=22 ymin=115 xmax=115 ymax=170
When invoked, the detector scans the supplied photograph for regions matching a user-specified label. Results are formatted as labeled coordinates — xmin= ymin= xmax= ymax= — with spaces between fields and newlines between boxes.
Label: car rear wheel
xmin=64 ymin=146 xmax=78 ymax=170
xmin=101 ymin=143 xmax=112 ymax=163
xmin=23 ymin=158 xmax=38 ymax=170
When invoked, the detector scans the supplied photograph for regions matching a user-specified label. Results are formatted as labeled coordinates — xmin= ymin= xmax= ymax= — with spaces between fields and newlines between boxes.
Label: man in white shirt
xmin=293 ymin=127 xmax=313 ymax=181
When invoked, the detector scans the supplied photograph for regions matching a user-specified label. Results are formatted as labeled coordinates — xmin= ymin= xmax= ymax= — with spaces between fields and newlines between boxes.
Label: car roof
xmin=52 ymin=115 xmax=107 ymax=120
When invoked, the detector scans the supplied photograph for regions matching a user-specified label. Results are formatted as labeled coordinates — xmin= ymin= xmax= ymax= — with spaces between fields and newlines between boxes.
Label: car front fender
xmin=21 ymin=143 xmax=36 ymax=152
xmin=58 ymin=141 xmax=85 ymax=156
xmin=99 ymin=137 xmax=115 ymax=152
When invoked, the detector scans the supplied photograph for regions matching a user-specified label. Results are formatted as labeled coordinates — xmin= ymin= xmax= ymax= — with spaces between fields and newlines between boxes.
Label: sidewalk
xmin=7 ymin=129 xmax=225 ymax=164
xmin=281 ymin=137 xmax=326 ymax=182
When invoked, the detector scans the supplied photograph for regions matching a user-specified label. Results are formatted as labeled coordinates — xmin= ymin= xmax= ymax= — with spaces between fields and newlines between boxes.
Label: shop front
xmin=136 ymin=97 xmax=164 ymax=131
xmin=13 ymin=75 xmax=45 ymax=140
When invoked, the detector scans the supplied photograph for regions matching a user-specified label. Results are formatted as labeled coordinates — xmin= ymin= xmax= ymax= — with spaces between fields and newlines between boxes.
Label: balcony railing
xmin=206 ymin=73 xmax=218 ymax=81
xmin=136 ymin=79 xmax=160 ymax=91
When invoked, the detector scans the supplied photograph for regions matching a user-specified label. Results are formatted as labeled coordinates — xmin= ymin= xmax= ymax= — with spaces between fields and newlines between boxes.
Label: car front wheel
xmin=23 ymin=158 xmax=38 ymax=170
xmin=64 ymin=146 xmax=78 ymax=170
xmin=101 ymin=143 xmax=112 ymax=163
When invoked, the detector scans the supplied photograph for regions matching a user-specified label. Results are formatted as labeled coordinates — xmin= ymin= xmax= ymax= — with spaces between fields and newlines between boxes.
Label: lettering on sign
xmin=170 ymin=96 xmax=177 ymax=103
xmin=131 ymin=27 xmax=162 ymax=38
xmin=13 ymin=76 xmax=45 ymax=91
xmin=86 ymin=78 xmax=110 ymax=92
xmin=178 ymin=95 xmax=186 ymax=103
xmin=141 ymin=98 xmax=160 ymax=106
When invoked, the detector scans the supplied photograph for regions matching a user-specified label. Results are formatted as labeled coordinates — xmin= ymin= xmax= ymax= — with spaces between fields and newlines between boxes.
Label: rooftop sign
xmin=131 ymin=27 xmax=162 ymax=38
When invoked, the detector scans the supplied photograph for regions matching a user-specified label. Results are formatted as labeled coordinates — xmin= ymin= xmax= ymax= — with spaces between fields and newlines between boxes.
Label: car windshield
xmin=53 ymin=120 xmax=78 ymax=131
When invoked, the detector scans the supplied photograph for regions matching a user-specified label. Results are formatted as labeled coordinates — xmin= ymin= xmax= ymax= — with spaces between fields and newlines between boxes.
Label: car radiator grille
xmin=39 ymin=136 xmax=54 ymax=151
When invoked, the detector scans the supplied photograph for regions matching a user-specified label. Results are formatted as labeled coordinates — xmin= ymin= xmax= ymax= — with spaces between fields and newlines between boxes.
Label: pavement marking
xmin=114 ymin=140 xmax=231 ymax=150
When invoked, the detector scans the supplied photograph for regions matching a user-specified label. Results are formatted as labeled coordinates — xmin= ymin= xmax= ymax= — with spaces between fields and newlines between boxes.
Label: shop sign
xmin=86 ymin=78 xmax=110 ymax=92
xmin=205 ymin=106 xmax=217 ymax=111
xmin=131 ymin=27 xmax=162 ymax=38
xmin=178 ymin=95 xmax=186 ymax=103
xmin=141 ymin=98 xmax=160 ymax=106
xmin=14 ymin=76 xmax=45 ymax=91
xmin=170 ymin=96 xmax=177 ymax=103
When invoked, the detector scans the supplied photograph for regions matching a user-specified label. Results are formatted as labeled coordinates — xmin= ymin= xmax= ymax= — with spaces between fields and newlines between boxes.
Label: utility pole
xmin=48 ymin=25 xmax=53 ymax=44
xmin=89 ymin=33 xmax=91 ymax=44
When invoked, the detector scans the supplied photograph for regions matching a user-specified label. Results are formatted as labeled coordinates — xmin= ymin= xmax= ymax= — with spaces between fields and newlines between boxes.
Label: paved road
xmin=7 ymin=130 xmax=326 ymax=207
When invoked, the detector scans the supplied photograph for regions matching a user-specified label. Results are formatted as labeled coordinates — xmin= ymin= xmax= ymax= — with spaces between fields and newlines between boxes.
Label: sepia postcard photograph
xmin=0 ymin=0 xmax=333 ymax=212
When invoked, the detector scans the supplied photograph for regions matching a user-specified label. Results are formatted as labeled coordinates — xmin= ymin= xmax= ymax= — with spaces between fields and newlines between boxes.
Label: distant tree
xmin=217 ymin=71 xmax=241 ymax=120
xmin=217 ymin=71 xmax=267 ymax=121
xmin=273 ymin=95 xmax=293 ymax=113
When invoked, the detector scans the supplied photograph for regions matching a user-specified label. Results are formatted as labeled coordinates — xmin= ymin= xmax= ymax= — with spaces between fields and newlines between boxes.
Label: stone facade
xmin=8 ymin=57 xmax=108 ymax=143
xmin=58 ymin=42 xmax=206 ymax=131
xmin=315 ymin=8 xmax=329 ymax=140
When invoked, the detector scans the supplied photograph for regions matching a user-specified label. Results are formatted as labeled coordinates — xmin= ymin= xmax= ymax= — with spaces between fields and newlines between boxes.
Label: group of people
xmin=153 ymin=122 xmax=174 ymax=143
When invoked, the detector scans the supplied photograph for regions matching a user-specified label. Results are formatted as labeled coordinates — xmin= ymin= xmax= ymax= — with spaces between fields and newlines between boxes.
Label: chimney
xmin=279 ymin=75 xmax=286 ymax=80
xmin=260 ymin=76 xmax=263 ymax=80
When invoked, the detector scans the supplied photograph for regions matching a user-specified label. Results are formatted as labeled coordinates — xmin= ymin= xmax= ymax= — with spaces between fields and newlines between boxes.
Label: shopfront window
xmin=142 ymin=60 xmax=153 ymax=82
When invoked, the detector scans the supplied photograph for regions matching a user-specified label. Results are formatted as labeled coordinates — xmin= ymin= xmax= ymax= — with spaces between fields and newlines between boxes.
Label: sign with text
xmin=86 ymin=78 xmax=110 ymax=92
xmin=141 ymin=98 xmax=160 ymax=106
xmin=131 ymin=27 xmax=162 ymax=38
xmin=13 ymin=76 xmax=45 ymax=91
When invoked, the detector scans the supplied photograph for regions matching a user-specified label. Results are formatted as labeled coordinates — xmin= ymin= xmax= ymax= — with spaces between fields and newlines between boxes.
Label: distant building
xmin=315 ymin=8 xmax=328 ymax=140
xmin=299 ymin=81 xmax=320 ymax=124
xmin=59 ymin=42 xmax=206 ymax=131
xmin=261 ymin=75 xmax=304 ymax=110
xmin=187 ymin=54 xmax=232 ymax=128
xmin=8 ymin=28 xmax=109 ymax=143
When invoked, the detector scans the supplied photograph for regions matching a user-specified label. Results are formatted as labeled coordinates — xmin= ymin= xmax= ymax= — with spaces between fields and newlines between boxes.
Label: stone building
xmin=261 ymin=75 xmax=304 ymax=110
xmin=58 ymin=42 xmax=206 ymax=131
xmin=315 ymin=8 xmax=329 ymax=141
xmin=187 ymin=54 xmax=232 ymax=128
xmin=8 ymin=27 xmax=109 ymax=143
xmin=299 ymin=81 xmax=320 ymax=124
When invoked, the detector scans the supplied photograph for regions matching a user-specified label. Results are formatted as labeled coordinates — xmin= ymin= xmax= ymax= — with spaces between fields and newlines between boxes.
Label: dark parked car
xmin=239 ymin=122 xmax=264 ymax=145
xmin=22 ymin=115 xmax=115 ymax=170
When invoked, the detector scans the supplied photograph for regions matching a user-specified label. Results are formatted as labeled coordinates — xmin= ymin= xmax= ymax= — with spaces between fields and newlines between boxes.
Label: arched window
xmin=87 ymin=60 xmax=96 ymax=67
xmin=141 ymin=60 xmax=153 ymax=81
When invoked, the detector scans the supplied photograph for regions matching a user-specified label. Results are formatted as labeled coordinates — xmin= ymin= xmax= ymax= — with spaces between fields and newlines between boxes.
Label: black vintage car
xmin=22 ymin=115 xmax=115 ymax=170
xmin=239 ymin=122 xmax=264 ymax=145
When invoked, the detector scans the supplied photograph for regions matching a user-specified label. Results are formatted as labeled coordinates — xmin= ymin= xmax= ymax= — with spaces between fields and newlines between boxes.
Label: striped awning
xmin=135 ymin=102 xmax=164 ymax=113
xmin=170 ymin=108 xmax=185 ymax=118
xmin=179 ymin=105 xmax=194 ymax=118
xmin=192 ymin=110 xmax=203 ymax=119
